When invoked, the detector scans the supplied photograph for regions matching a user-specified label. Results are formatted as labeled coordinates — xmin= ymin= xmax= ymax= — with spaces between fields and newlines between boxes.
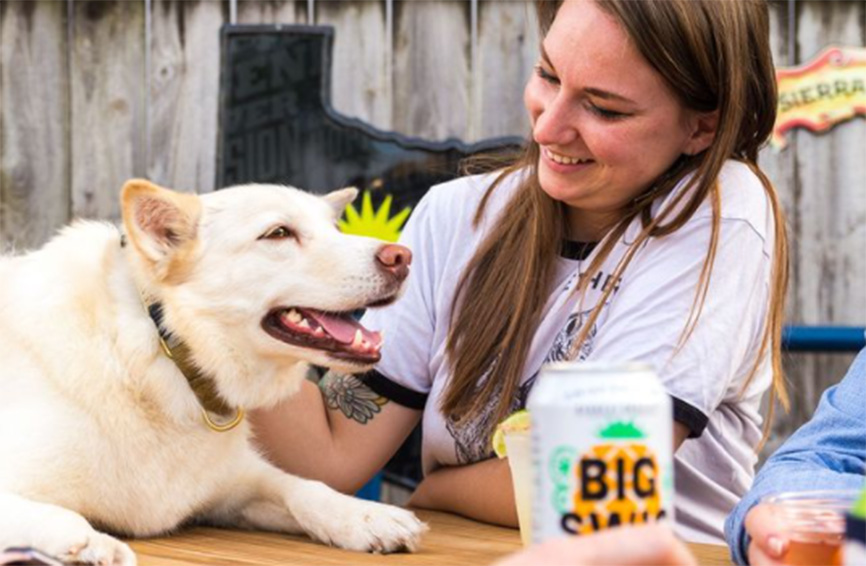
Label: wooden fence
xmin=0 ymin=0 xmax=864 ymax=447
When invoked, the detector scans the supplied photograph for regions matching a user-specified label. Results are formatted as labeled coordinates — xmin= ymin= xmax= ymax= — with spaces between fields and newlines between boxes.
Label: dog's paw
xmin=23 ymin=509 xmax=136 ymax=566
xmin=59 ymin=531 xmax=137 ymax=566
xmin=303 ymin=498 xmax=427 ymax=553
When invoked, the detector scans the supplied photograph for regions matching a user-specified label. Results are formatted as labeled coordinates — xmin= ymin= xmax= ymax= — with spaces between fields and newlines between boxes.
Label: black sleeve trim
xmin=358 ymin=369 xmax=428 ymax=410
xmin=672 ymin=396 xmax=709 ymax=439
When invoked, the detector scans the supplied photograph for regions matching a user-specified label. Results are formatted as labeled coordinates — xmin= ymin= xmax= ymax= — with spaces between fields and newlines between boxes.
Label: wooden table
xmin=128 ymin=510 xmax=730 ymax=565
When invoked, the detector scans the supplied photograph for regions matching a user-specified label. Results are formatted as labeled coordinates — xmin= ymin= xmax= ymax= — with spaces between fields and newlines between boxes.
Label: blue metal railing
xmin=782 ymin=325 xmax=866 ymax=353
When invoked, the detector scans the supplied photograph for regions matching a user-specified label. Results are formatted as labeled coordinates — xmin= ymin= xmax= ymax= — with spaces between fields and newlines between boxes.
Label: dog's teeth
xmin=298 ymin=318 xmax=310 ymax=329
xmin=286 ymin=309 xmax=303 ymax=324
xmin=313 ymin=326 xmax=325 ymax=337
xmin=352 ymin=329 xmax=363 ymax=348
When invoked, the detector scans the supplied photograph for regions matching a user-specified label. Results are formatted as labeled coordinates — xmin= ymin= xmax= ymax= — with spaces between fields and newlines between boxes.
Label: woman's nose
xmin=532 ymin=94 xmax=579 ymax=147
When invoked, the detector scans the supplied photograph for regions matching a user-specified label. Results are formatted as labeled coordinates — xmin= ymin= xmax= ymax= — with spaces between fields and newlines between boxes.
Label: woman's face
xmin=524 ymin=0 xmax=709 ymax=240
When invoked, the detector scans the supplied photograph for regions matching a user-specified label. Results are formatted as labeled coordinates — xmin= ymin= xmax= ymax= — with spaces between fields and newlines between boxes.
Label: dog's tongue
xmin=304 ymin=310 xmax=380 ymax=346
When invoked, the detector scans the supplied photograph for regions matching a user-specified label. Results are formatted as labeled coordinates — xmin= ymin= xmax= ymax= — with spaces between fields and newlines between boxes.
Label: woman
xmin=252 ymin=0 xmax=788 ymax=544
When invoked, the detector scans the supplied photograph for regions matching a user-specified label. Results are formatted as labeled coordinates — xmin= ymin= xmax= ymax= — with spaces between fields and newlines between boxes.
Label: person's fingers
xmin=745 ymin=504 xmax=789 ymax=559
xmin=635 ymin=524 xmax=698 ymax=566
xmin=748 ymin=540 xmax=788 ymax=566
xmin=494 ymin=524 xmax=696 ymax=566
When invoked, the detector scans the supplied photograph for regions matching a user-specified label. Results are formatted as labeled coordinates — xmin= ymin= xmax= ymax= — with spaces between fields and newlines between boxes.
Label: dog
xmin=0 ymin=179 xmax=424 ymax=565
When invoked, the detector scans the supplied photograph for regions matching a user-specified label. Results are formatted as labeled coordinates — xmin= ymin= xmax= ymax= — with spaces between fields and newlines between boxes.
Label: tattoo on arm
xmin=320 ymin=371 xmax=389 ymax=424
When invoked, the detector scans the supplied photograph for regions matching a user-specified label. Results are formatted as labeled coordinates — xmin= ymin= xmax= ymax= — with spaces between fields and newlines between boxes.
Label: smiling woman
xmin=525 ymin=0 xmax=720 ymax=241
xmin=251 ymin=0 xmax=788 ymax=545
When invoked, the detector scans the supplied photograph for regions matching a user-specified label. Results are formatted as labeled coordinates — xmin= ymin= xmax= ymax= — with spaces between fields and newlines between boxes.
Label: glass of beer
xmin=763 ymin=489 xmax=860 ymax=566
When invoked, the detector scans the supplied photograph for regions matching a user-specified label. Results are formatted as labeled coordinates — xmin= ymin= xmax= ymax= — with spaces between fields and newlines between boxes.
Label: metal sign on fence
xmin=772 ymin=46 xmax=866 ymax=150
xmin=216 ymin=25 xmax=522 ymax=241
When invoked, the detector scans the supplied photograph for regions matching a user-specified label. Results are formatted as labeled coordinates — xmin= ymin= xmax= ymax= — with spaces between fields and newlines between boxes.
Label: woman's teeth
xmin=545 ymin=148 xmax=590 ymax=165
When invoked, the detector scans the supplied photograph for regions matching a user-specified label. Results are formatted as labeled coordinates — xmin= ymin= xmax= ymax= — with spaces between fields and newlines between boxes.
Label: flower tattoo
xmin=320 ymin=372 xmax=388 ymax=424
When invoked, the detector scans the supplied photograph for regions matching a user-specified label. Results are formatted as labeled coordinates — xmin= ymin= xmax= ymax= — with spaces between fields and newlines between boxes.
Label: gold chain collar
xmin=123 ymin=233 xmax=245 ymax=432
xmin=152 ymin=323 xmax=246 ymax=433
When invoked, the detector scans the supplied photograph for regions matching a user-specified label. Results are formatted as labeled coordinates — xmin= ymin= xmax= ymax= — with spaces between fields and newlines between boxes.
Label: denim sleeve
xmin=724 ymin=349 xmax=866 ymax=564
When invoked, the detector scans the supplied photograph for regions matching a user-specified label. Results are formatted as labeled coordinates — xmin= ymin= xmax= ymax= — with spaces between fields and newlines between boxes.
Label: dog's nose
xmin=376 ymin=244 xmax=412 ymax=282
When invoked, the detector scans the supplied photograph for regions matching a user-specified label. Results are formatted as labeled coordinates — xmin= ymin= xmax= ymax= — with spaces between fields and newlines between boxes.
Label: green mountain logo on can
xmin=598 ymin=421 xmax=645 ymax=440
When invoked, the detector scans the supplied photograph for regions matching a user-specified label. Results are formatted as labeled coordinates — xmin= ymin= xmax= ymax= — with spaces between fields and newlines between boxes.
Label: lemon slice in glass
xmin=492 ymin=409 xmax=530 ymax=458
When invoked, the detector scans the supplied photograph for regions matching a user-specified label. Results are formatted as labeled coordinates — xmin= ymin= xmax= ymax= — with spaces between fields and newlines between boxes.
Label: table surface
xmin=128 ymin=510 xmax=731 ymax=566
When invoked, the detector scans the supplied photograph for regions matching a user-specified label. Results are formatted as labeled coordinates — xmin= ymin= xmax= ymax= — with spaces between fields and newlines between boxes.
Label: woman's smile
xmin=540 ymin=147 xmax=595 ymax=173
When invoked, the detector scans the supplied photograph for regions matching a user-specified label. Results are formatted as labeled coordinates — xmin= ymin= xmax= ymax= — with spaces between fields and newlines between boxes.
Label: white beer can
xmin=527 ymin=361 xmax=674 ymax=543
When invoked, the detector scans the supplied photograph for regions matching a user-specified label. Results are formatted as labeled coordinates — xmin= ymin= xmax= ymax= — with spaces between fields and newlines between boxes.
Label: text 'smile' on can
xmin=527 ymin=361 xmax=674 ymax=543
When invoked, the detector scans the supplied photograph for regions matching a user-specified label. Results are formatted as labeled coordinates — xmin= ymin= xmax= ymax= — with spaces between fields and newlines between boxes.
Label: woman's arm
xmin=408 ymin=457 xmax=518 ymax=527
xmin=408 ymin=422 xmax=689 ymax=526
xmin=724 ymin=350 xmax=866 ymax=565
xmin=250 ymin=370 xmax=421 ymax=494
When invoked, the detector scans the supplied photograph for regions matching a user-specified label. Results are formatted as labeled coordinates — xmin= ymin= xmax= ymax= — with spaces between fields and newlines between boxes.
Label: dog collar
xmin=146 ymin=302 xmax=245 ymax=433
xmin=122 ymin=230 xmax=244 ymax=432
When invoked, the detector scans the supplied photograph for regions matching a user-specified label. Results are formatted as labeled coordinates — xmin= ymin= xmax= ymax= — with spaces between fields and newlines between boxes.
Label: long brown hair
xmin=442 ymin=0 xmax=789 ymax=444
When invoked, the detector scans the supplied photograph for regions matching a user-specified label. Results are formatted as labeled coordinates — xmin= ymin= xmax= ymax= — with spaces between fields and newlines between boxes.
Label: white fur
xmin=0 ymin=181 xmax=425 ymax=565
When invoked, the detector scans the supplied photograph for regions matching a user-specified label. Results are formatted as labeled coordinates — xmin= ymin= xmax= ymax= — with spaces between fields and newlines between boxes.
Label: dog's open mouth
xmin=262 ymin=307 xmax=383 ymax=364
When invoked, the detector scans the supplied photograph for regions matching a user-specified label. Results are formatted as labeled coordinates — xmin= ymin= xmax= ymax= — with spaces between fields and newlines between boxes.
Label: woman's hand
xmin=407 ymin=458 xmax=518 ymax=527
xmin=745 ymin=503 xmax=788 ymax=565
xmin=494 ymin=524 xmax=696 ymax=566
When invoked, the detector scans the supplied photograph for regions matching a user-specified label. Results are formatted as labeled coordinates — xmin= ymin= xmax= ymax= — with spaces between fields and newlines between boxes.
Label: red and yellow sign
xmin=772 ymin=46 xmax=866 ymax=150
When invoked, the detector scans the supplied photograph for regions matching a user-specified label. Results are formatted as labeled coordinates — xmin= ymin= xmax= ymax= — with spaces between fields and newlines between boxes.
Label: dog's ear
xmin=322 ymin=187 xmax=358 ymax=217
xmin=121 ymin=179 xmax=201 ymax=278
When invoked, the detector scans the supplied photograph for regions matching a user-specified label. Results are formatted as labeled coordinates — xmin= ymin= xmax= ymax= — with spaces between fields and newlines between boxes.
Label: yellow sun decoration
xmin=339 ymin=190 xmax=412 ymax=243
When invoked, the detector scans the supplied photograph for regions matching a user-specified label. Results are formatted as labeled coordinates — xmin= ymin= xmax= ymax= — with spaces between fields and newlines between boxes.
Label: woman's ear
xmin=684 ymin=109 xmax=720 ymax=156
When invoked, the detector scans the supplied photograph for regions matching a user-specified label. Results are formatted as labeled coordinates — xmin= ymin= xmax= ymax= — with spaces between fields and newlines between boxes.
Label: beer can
xmin=527 ymin=361 xmax=674 ymax=543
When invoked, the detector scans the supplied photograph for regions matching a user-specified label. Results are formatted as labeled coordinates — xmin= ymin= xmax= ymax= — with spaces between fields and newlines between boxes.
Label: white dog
xmin=0 ymin=180 xmax=424 ymax=565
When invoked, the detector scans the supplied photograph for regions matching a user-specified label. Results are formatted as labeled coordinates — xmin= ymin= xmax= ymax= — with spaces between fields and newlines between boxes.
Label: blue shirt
xmin=724 ymin=349 xmax=866 ymax=564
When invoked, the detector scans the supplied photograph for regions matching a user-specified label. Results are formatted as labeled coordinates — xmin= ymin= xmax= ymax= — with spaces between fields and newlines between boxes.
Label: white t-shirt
xmin=360 ymin=161 xmax=775 ymax=543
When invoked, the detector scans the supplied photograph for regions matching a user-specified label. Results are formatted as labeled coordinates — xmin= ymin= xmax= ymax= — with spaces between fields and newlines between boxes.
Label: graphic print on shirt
xmin=546 ymin=307 xmax=598 ymax=363
xmin=445 ymin=307 xmax=598 ymax=464
xmin=443 ymin=229 xmax=630 ymax=464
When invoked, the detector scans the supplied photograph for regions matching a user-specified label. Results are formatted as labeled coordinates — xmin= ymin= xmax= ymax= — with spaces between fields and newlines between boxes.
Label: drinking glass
xmin=763 ymin=489 xmax=860 ymax=566
xmin=504 ymin=430 xmax=533 ymax=547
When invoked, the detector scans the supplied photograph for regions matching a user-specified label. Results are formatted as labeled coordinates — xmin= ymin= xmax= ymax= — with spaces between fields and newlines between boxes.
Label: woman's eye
xmin=587 ymin=102 xmax=628 ymax=120
xmin=260 ymin=226 xmax=296 ymax=240
xmin=534 ymin=64 xmax=560 ymax=85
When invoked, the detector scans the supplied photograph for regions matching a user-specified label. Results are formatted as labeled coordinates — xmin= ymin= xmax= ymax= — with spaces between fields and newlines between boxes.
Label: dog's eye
xmin=260 ymin=226 xmax=296 ymax=241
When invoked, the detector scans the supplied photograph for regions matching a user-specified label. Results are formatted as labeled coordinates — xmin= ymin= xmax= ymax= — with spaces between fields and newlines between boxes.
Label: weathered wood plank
xmin=780 ymin=0 xmax=865 ymax=424
xmin=70 ymin=0 xmax=146 ymax=221
xmin=236 ymin=0 xmax=305 ymax=25
xmin=477 ymin=0 xmax=537 ymax=139
xmin=316 ymin=0 xmax=391 ymax=130
xmin=0 ymin=1 xmax=70 ymax=250
xmin=759 ymin=0 xmax=805 ymax=456
xmin=760 ymin=0 xmax=798 ymax=217
xmin=149 ymin=0 xmax=226 ymax=193
xmin=393 ymin=0 xmax=471 ymax=140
